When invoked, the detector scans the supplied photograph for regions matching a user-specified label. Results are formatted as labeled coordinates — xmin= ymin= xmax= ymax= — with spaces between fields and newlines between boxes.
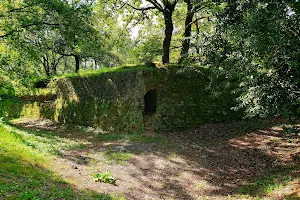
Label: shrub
xmin=93 ymin=170 xmax=117 ymax=184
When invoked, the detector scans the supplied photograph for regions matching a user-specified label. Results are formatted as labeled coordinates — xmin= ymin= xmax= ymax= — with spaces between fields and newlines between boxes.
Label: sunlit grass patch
xmin=96 ymin=133 xmax=169 ymax=144
xmin=104 ymin=151 xmax=134 ymax=165
xmin=236 ymin=165 xmax=300 ymax=199
xmin=2 ymin=123 xmax=87 ymax=155
xmin=195 ymin=182 xmax=207 ymax=190
xmin=58 ymin=65 xmax=155 ymax=79
xmin=0 ymin=124 xmax=73 ymax=199
xmin=0 ymin=124 xmax=117 ymax=199
xmin=0 ymin=126 xmax=47 ymax=166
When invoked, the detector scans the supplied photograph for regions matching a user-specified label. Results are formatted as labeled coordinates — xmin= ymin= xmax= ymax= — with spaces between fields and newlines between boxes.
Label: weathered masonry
xmin=12 ymin=67 xmax=241 ymax=132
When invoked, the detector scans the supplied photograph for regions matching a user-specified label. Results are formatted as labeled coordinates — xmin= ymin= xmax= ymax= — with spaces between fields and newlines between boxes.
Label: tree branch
xmin=0 ymin=22 xmax=62 ymax=39
xmin=188 ymin=16 xmax=209 ymax=27
xmin=147 ymin=0 xmax=164 ymax=11
xmin=192 ymin=4 xmax=205 ymax=14
xmin=52 ymin=50 xmax=75 ymax=57
xmin=121 ymin=2 xmax=156 ymax=11
xmin=172 ymin=0 xmax=180 ymax=7
xmin=8 ymin=4 xmax=36 ymax=13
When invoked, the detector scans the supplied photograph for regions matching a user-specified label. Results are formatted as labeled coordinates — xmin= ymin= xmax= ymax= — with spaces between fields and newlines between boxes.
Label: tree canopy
xmin=1 ymin=0 xmax=300 ymax=118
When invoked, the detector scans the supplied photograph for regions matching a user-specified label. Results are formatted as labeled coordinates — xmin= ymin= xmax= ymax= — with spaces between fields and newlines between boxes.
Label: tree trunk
xmin=75 ymin=54 xmax=80 ymax=73
xmin=43 ymin=56 xmax=50 ymax=77
xmin=195 ymin=18 xmax=200 ymax=55
xmin=94 ymin=59 xmax=98 ymax=70
xmin=52 ymin=59 xmax=59 ymax=75
xmin=52 ymin=65 xmax=57 ymax=75
xmin=179 ymin=2 xmax=194 ymax=63
xmin=162 ymin=11 xmax=174 ymax=64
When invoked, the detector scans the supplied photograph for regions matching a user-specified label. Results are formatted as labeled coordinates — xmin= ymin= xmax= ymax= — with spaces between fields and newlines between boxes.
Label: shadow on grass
xmin=0 ymin=156 xmax=112 ymax=199
xmin=0 ymin=125 xmax=114 ymax=200
xmin=236 ymin=164 xmax=300 ymax=198
xmin=3 ymin=121 xmax=88 ymax=156
xmin=8 ymin=117 xmax=300 ymax=199
xmin=159 ymin=117 xmax=300 ymax=197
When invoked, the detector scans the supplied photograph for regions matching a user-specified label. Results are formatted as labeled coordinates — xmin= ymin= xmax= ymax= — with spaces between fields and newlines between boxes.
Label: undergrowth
xmin=93 ymin=171 xmax=117 ymax=184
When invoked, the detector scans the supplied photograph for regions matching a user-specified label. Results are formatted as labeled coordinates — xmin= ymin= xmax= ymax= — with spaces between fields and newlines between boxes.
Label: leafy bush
xmin=206 ymin=1 xmax=300 ymax=118
xmin=0 ymin=75 xmax=15 ymax=96
xmin=93 ymin=170 xmax=117 ymax=184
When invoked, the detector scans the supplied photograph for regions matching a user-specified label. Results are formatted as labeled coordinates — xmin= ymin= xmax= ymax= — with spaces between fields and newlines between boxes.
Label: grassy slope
xmin=55 ymin=65 xmax=156 ymax=79
xmin=0 ymin=124 xmax=116 ymax=200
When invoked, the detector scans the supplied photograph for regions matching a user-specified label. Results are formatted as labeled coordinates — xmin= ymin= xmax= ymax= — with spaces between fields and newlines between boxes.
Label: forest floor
xmin=2 ymin=117 xmax=300 ymax=199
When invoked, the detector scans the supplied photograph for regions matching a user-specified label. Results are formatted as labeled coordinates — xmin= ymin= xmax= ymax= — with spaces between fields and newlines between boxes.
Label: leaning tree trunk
xmin=74 ymin=54 xmax=80 ymax=73
xmin=162 ymin=11 xmax=174 ymax=64
xmin=179 ymin=1 xmax=194 ymax=63
xmin=195 ymin=18 xmax=201 ymax=55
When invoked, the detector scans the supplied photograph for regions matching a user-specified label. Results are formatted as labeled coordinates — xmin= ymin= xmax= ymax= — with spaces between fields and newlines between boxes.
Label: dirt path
xmin=13 ymin=118 xmax=300 ymax=199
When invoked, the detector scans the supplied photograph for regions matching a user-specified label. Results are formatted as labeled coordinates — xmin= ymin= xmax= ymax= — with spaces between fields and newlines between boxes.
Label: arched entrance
xmin=143 ymin=89 xmax=158 ymax=115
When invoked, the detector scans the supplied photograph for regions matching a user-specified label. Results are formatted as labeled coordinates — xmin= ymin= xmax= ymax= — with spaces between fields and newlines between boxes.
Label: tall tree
xmin=0 ymin=0 xmax=108 ymax=75
xmin=122 ymin=0 xmax=179 ymax=64
xmin=178 ymin=0 xmax=213 ymax=63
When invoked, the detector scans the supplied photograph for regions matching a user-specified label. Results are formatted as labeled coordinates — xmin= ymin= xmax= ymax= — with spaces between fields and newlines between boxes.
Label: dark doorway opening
xmin=144 ymin=89 xmax=157 ymax=115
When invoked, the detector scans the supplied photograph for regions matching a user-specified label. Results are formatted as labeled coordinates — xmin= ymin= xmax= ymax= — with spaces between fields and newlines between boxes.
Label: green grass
xmin=237 ymin=176 xmax=283 ymax=196
xmin=0 ymin=124 xmax=121 ymax=199
xmin=56 ymin=65 xmax=156 ymax=79
xmin=96 ymin=133 xmax=169 ymax=144
xmin=104 ymin=151 xmax=134 ymax=165
xmin=2 ymin=123 xmax=86 ymax=155
xmin=236 ymin=165 xmax=300 ymax=199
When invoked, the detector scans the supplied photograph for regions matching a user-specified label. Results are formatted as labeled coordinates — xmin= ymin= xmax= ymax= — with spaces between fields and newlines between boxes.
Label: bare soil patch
xmin=13 ymin=118 xmax=300 ymax=199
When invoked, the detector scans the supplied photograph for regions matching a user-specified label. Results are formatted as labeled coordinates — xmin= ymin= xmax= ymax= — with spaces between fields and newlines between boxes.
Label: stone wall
xmin=1 ymin=66 xmax=242 ymax=133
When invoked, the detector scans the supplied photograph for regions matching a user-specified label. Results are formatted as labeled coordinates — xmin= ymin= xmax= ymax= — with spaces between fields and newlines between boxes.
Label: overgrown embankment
xmin=0 ymin=65 xmax=242 ymax=132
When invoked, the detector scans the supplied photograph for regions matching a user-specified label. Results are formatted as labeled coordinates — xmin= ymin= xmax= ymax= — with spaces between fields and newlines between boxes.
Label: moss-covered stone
xmin=0 ymin=66 xmax=242 ymax=133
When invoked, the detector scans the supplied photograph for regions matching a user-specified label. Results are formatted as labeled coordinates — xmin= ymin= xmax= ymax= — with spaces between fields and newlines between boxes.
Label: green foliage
xmin=0 ymin=43 xmax=39 ymax=93
xmin=0 ymin=97 xmax=24 ymax=119
xmin=0 ymin=0 xmax=128 ymax=85
xmin=0 ymin=75 xmax=15 ymax=96
xmin=93 ymin=170 xmax=117 ymax=184
xmin=205 ymin=0 xmax=300 ymax=118
xmin=129 ymin=32 xmax=163 ymax=63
